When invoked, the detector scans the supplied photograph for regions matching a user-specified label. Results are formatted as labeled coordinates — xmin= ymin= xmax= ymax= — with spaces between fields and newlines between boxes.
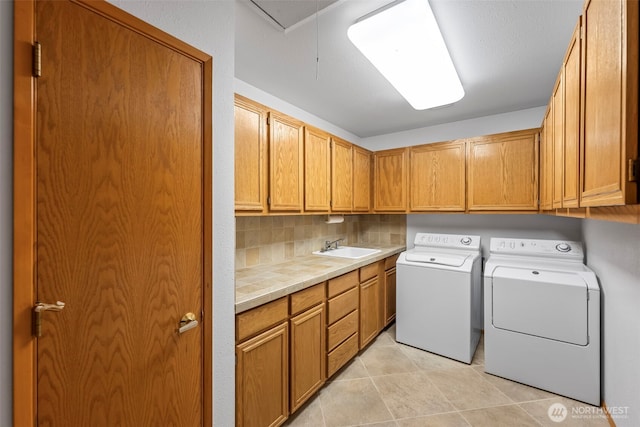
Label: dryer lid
xmin=491 ymin=266 xmax=589 ymax=345
xmin=405 ymin=252 xmax=469 ymax=267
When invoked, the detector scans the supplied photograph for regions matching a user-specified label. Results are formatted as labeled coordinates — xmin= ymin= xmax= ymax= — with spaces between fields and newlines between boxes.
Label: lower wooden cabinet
xmin=290 ymin=303 xmax=326 ymax=412
xmin=359 ymin=276 xmax=380 ymax=349
xmin=383 ymin=255 xmax=399 ymax=326
xmin=326 ymin=271 xmax=360 ymax=377
xmin=384 ymin=266 xmax=397 ymax=326
xmin=236 ymin=254 xmax=402 ymax=426
xmin=236 ymin=322 xmax=289 ymax=427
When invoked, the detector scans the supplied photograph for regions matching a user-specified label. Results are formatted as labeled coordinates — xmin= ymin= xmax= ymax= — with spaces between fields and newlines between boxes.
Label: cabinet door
xmin=331 ymin=138 xmax=353 ymax=212
xmin=552 ymin=76 xmax=564 ymax=209
xmin=384 ymin=267 xmax=396 ymax=326
xmin=269 ymin=112 xmax=304 ymax=211
xmin=304 ymin=127 xmax=331 ymax=211
xmin=359 ymin=277 xmax=380 ymax=349
xmin=290 ymin=304 xmax=326 ymax=413
xmin=467 ymin=129 xmax=539 ymax=211
xmin=409 ymin=140 xmax=466 ymax=211
xmin=581 ymin=0 xmax=638 ymax=206
xmin=236 ymin=322 xmax=289 ymax=427
xmin=540 ymin=106 xmax=554 ymax=210
xmin=563 ymin=20 xmax=581 ymax=208
xmin=235 ymin=95 xmax=267 ymax=212
xmin=353 ymin=146 xmax=372 ymax=212
xmin=374 ymin=148 xmax=408 ymax=212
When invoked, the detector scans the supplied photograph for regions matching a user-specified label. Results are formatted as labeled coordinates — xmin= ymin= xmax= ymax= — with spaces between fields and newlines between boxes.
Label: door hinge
xmin=266 ymin=115 xmax=270 ymax=126
xmin=267 ymin=196 xmax=271 ymax=205
xmin=628 ymin=159 xmax=639 ymax=182
xmin=33 ymin=42 xmax=42 ymax=78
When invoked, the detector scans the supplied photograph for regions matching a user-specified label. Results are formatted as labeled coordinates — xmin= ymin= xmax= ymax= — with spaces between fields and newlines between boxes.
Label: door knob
xmin=178 ymin=312 xmax=199 ymax=334
xmin=34 ymin=301 xmax=65 ymax=337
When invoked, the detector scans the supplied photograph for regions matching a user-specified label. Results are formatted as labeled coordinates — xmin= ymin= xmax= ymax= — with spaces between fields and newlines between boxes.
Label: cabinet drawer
xmin=327 ymin=270 xmax=359 ymax=298
xmin=236 ymin=297 xmax=288 ymax=342
xmin=290 ymin=282 xmax=325 ymax=316
xmin=360 ymin=262 xmax=379 ymax=282
xmin=384 ymin=254 xmax=400 ymax=270
xmin=327 ymin=309 xmax=358 ymax=351
xmin=327 ymin=332 xmax=359 ymax=377
xmin=327 ymin=287 xmax=358 ymax=325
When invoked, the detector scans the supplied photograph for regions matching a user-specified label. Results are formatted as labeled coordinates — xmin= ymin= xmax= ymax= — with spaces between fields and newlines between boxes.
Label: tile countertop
xmin=235 ymin=244 xmax=406 ymax=314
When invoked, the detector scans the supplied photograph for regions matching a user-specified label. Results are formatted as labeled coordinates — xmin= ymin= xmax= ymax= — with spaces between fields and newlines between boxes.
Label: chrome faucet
xmin=322 ymin=238 xmax=344 ymax=252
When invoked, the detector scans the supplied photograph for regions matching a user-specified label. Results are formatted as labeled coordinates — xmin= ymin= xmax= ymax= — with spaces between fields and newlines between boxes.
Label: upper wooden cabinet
xmin=374 ymin=148 xmax=408 ymax=212
xmin=234 ymin=95 xmax=268 ymax=213
xmin=352 ymin=146 xmax=372 ymax=212
xmin=304 ymin=127 xmax=331 ymax=212
xmin=562 ymin=19 xmax=582 ymax=208
xmin=269 ymin=111 xmax=304 ymax=212
xmin=467 ymin=129 xmax=539 ymax=211
xmin=580 ymin=0 xmax=638 ymax=206
xmin=540 ymin=106 xmax=554 ymax=210
xmin=552 ymin=75 xmax=564 ymax=209
xmin=331 ymin=137 xmax=353 ymax=212
xmin=409 ymin=140 xmax=466 ymax=212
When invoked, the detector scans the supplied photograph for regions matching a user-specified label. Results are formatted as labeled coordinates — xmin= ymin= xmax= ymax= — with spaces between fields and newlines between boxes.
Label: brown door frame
xmin=13 ymin=1 xmax=213 ymax=425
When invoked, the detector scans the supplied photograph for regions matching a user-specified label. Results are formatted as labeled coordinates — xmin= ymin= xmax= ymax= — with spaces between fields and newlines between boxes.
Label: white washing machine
xmin=396 ymin=232 xmax=482 ymax=363
xmin=484 ymin=238 xmax=600 ymax=406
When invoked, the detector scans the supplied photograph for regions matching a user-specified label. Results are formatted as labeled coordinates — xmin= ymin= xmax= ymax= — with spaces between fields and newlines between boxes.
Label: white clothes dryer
xmin=484 ymin=238 xmax=600 ymax=406
xmin=396 ymin=233 xmax=482 ymax=363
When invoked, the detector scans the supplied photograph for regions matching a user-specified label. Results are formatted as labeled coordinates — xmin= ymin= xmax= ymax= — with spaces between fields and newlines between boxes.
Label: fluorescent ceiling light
xmin=347 ymin=0 xmax=464 ymax=110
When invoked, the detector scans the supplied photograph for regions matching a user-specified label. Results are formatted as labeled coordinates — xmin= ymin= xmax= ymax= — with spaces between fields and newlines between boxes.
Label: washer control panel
xmin=414 ymin=233 xmax=481 ymax=250
xmin=489 ymin=238 xmax=583 ymax=259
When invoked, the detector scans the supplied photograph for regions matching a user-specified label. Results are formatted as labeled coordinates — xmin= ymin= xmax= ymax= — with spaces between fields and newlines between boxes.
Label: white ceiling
xmin=236 ymin=0 xmax=583 ymax=138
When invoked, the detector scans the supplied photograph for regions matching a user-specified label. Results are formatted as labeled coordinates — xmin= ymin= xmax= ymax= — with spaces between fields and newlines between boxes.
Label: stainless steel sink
xmin=312 ymin=246 xmax=381 ymax=259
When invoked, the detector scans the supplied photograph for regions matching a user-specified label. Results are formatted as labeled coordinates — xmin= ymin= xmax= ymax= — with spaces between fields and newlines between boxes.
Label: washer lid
xmin=405 ymin=252 xmax=469 ymax=267
xmin=491 ymin=266 xmax=589 ymax=345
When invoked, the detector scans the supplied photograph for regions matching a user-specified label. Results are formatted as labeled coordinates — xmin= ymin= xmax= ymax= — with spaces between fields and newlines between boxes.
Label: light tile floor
xmin=284 ymin=324 xmax=609 ymax=427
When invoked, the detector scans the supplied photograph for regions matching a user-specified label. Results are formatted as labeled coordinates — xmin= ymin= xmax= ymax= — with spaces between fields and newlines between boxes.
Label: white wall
xmin=235 ymin=78 xmax=362 ymax=144
xmin=360 ymin=106 xmax=546 ymax=151
xmin=3 ymin=1 xmax=237 ymax=425
xmin=1 ymin=2 xmax=13 ymax=426
xmin=407 ymin=214 xmax=582 ymax=256
xmin=582 ymin=219 xmax=640 ymax=427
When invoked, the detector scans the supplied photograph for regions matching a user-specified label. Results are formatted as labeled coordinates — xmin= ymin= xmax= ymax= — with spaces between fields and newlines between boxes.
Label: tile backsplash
xmin=235 ymin=214 xmax=406 ymax=269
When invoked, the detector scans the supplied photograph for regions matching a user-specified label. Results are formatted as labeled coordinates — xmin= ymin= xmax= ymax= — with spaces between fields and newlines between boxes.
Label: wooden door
xmin=467 ymin=129 xmax=539 ymax=211
xmin=235 ymin=95 xmax=268 ymax=212
xmin=581 ymin=0 xmax=638 ymax=206
xmin=304 ymin=126 xmax=331 ymax=211
xmin=352 ymin=146 xmax=372 ymax=212
xmin=290 ymin=304 xmax=326 ymax=412
xmin=14 ymin=1 xmax=212 ymax=425
xmin=563 ymin=19 xmax=582 ymax=208
xmin=269 ymin=111 xmax=304 ymax=212
xmin=409 ymin=140 xmax=466 ymax=212
xmin=552 ymin=76 xmax=564 ymax=209
xmin=373 ymin=148 xmax=408 ymax=212
xmin=236 ymin=322 xmax=289 ymax=427
xmin=331 ymin=137 xmax=353 ymax=211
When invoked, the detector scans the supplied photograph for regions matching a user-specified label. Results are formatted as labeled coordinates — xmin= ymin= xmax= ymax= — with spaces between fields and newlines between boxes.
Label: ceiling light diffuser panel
xmin=347 ymin=0 xmax=464 ymax=110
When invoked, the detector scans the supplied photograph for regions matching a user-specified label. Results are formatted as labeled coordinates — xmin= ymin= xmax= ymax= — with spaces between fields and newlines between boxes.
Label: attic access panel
xmin=250 ymin=0 xmax=339 ymax=30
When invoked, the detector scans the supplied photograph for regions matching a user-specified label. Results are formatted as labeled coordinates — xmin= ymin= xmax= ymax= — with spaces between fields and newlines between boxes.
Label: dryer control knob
xmin=460 ymin=237 xmax=472 ymax=245
xmin=556 ymin=243 xmax=572 ymax=252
